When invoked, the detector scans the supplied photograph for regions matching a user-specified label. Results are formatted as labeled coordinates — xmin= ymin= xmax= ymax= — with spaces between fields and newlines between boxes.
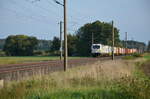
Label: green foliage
xmin=76 ymin=21 xmax=121 ymax=56
xmin=0 ymin=56 xmax=82 ymax=65
xmin=37 ymin=40 xmax=52 ymax=51
xmin=1 ymin=59 xmax=150 ymax=99
xmin=123 ymin=56 xmax=135 ymax=60
xmin=121 ymin=40 xmax=146 ymax=51
xmin=147 ymin=41 xmax=150 ymax=52
xmin=50 ymin=37 xmax=60 ymax=52
xmin=132 ymin=53 xmax=143 ymax=57
xmin=123 ymin=53 xmax=143 ymax=60
xmin=144 ymin=54 xmax=150 ymax=60
xmin=3 ymin=35 xmax=38 ymax=56
xmin=0 ymin=39 xmax=5 ymax=50
xmin=114 ymin=61 xmax=150 ymax=99
xmin=67 ymin=34 xmax=78 ymax=56
xmin=114 ymin=76 xmax=150 ymax=99
xmin=0 ymin=50 xmax=6 ymax=56
xmin=33 ymin=50 xmax=45 ymax=56
xmin=33 ymin=50 xmax=51 ymax=56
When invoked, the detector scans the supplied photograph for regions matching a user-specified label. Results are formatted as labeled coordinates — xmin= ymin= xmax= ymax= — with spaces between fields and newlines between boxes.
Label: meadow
xmin=0 ymin=54 xmax=150 ymax=99
xmin=143 ymin=53 xmax=150 ymax=60
xmin=0 ymin=56 xmax=82 ymax=65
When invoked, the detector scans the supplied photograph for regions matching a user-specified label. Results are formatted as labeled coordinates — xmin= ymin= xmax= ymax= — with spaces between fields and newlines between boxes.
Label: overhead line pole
xmin=53 ymin=0 xmax=67 ymax=71
xmin=112 ymin=20 xmax=115 ymax=60
xmin=125 ymin=32 xmax=128 ymax=55
xmin=64 ymin=0 xmax=68 ymax=71
xmin=92 ymin=32 xmax=94 ymax=45
xmin=60 ymin=21 xmax=63 ymax=60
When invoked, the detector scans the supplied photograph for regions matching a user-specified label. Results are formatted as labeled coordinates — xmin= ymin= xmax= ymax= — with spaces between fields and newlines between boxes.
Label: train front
xmin=91 ymin=44 xmax=101 ymax=57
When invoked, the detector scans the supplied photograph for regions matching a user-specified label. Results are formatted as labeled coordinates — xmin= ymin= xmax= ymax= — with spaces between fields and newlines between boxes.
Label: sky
xmin=0 ymin=0 xmax=150 ymax=44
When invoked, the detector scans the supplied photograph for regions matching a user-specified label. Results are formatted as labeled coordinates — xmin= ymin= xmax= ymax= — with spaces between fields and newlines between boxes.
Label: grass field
xmin=0 ymin=56 xmax=83 ymax=65
xmin=143 ymin=53 xmax=150 ymax=60
xmin=0 ymin=55 xmax=150 ymax=99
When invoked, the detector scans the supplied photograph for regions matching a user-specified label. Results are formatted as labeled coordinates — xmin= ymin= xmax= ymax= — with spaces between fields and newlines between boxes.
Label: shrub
xmin=0 ymin=50 xmax=6 ymax=56
xmin=33 ymin=50 xmax=44 ymax=56
xmin=133 ymin=53 xmax=143 ymax=57
xmin=123 ymin=56 xmax=134 ymax=60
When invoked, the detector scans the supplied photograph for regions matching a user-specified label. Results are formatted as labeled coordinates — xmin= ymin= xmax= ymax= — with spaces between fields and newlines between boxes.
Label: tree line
xmin=0 ymin=20 xmax=147 ymax=56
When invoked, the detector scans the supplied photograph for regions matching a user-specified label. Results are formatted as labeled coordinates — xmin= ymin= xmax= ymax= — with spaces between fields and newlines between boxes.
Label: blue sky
xmin=0 ymin=0 xmax=150 ymax=43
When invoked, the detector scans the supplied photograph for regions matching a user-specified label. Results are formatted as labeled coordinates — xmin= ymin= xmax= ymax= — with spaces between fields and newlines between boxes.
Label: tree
xmin=50 ymin=37 xmax=60 ymax=52
xmin=76 ymin=21 xmax=121 ymax=56
xmin=147 ymin=41 xmax=150 ymax=52
xmin=67 ymin=34 xmax=78 ymax=56
xmin=3 ymin=35 xmax=38 ymax=56
xmin=0 ymin=39 xmax=5 ymax=50
xmin=37 ymin=40 xmax=52 ymax=51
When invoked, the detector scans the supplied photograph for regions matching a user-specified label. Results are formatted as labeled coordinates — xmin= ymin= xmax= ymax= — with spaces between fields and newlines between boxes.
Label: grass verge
xmin=123 ymin=53 xmax=143 ymax=60
xmin=0 ymin=57 xmax=150 ymax=99
xmin=0 ymin=56 xmax=83 ymax=65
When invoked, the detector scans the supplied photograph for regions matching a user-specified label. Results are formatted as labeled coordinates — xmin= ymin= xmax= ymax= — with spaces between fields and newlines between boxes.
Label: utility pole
xmin=60 ymin=21 xmax=63 ymax=60
xmin=52 ymin=0 xmax=67 ymax=71
xmin=63 ymin=0 xmax=67 ymax=71
xmin=92 ymin=32 xmax=94 ymax=45
xmin=112 ymin=20 xmax=114 ymax=60
xmin=131 ymin=37 xmax=134 ymax=49
xmin=131 ymin=37 xmax=134 ymax=53
xmin=125 ymin=32 xmax=128 ymax=55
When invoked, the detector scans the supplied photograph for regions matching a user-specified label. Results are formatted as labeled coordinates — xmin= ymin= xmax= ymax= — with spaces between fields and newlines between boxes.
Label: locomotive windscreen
xmin=93 ymin=45 xmax=100 ymax=49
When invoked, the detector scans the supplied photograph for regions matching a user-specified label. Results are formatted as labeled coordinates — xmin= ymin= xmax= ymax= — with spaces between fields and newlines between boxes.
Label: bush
xmin=33 ymin=50 xmax=52 ymax=56
xmin=132 ymin=53 xmax=143 ymax=57
xmin=3 ymin=35 xmax=38 ymax=56
xmin=0 ymin=50 xmax=6 ymax=56
xmin=123 ymin=56 xmax=134 ymax=60
xmin=123 ymin=53 xmax=143 ymax=60
xmin=33 ymin=51 xmax=44 ymax=56
xmin=49 ymin=51 xmax=61 ymax=56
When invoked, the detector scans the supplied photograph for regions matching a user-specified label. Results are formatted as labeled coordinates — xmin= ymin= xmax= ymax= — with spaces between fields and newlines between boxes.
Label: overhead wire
xmin=2 ymin=0 xmax=64 ymax=26
xmin=28 ymin=0 xmax=78 ymax=31
xmin=22 ymin=0 xmax=87 ymax=33
xmin=25 ymin=0 xmax=62 ymax=20
xmin=8 ymin=0 xmax=53 ymax=23
xmin=46 ymin=0 xmax=61 ymax=8
xmin=45 ymin=0 xmax=79 ymax=33
xmin=2 ymin=7 xmax=51 ymax=25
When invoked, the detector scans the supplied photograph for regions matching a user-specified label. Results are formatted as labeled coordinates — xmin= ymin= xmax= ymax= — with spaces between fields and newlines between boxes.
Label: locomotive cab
xmin=91 ymin=44 xmax=101 ymax=57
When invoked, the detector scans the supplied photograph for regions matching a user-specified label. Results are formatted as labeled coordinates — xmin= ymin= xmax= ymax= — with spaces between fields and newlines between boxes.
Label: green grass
xmin=123 ymin=53 xmax=143 ymax=60
xmin=143 ymin=53 xmax=150 ymax=60
xmin=0 ymin=56 xmax=83 ymax=65
xmin=123 ymin=56 xmax=135 ymax=60
xmin=0 ymin=58 xmax=150 ymax=99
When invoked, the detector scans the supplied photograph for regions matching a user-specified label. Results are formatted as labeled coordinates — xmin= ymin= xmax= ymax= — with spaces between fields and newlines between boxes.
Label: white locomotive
xmin=91 ymin=44 xmax=137 ymax=57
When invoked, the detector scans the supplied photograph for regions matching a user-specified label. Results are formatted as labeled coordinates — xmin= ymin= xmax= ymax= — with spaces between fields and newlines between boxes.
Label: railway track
xmin=0 ymin=56 xmax=122 ymax=81
xmin=0 ymin=58 xmax=99 ymax=74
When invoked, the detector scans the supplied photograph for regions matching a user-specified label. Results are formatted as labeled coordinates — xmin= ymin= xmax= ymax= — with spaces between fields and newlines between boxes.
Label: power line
xmin=26 ymin=0 xmax=40 ymax=3
xmin=52 ymin=0 xmax=64 ymax=6
xmin=3 ymin=7 xmax=53 ymax=25
xmin=6 ymin=0 xmax=62 ymax=24
xmin=8 ymin=0 xmax=53 ymax=22
xmin=46 ymin=0 xmax=95 ymax=27
xmin=46 ymin=0 xmax=62 ymax=9
xmin=25 ymin=0 xmax=62 ymax=20
xmin=11 ymin=0 xmax=50 ymax=18
xmin=5 ymin=3 xmax=77 ymax=32
xmin=47 ymin=0 xmax=88 ymax=25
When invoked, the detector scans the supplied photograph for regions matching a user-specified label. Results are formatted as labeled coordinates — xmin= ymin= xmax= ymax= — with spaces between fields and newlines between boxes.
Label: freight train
xmin=91 ymin=44 xmax=137 ymax=57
